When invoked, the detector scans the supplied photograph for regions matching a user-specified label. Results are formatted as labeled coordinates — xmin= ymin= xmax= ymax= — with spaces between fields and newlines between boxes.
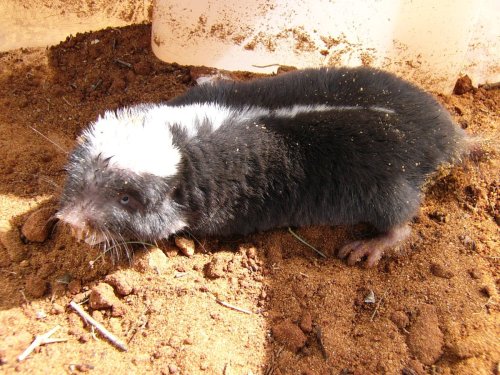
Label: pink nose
xmin=56 ymin=209 xmax=93 ymax=242
xmin=57 ymin=208 xmax=89 ymax=229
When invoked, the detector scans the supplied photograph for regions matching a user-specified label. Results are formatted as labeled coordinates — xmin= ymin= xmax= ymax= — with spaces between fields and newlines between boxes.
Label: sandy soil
xmin=0 ymin=24 xmax=498 ymax=375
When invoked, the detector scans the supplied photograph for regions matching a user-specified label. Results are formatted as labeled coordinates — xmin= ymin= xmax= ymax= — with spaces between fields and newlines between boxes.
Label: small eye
xmin=120 ymin=195 xmax=130 ymax=205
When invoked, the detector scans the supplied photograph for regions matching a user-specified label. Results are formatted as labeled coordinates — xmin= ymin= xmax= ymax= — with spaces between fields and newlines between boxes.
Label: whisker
xmin=113 ymin=231 xmax=122 ymax=262
xmin=103 ymin=228 xmax=112 ymax=259
xmin=38 ymin=175 xmax=63 ymax=193
xmin=107 ymin=228 xmax=120 ymax=263
xmin=118 ymin=231 xmax=131 ymax=263
xmin=89 ymin=228 xmax=111 ymax=266
xmin=101 ymin=239 xmax=156 ymax=262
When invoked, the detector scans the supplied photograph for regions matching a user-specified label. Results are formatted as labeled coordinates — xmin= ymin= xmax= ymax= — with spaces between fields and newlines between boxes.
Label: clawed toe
xmin=348 ymin=243 xmax=377 ymax=266
xmin=337 ymin=225 xmax=411 ymax=267
xmin=337 ymin=240 xmax=362 ymax=259
xmin=338 ymin=240 xmax=385 ymax=267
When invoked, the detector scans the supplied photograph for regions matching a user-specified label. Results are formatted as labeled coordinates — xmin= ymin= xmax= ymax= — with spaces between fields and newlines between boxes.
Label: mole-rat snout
xmin=57 ymin=145 xmax=188 ymax=250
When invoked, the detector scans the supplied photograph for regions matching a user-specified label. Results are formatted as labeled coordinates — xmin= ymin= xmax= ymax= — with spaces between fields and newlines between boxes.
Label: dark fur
xmin=60 ymin=67 xmax=465 ymax=242
xmin=170 ymin=67 xmax=464 ymax=236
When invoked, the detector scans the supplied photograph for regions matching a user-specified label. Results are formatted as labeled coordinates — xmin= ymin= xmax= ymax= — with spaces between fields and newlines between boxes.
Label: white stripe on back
xmin=84 ymin=102 xmax=395 ymax=177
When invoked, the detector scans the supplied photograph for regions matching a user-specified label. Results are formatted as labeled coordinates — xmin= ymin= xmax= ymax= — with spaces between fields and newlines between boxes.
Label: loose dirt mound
xmin=0 ymin=24 xmax=498 ymax=374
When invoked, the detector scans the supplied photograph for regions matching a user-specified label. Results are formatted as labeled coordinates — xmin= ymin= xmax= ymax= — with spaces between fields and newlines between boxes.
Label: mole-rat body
xmin=58 ymin=67 xmax=466 ymax=265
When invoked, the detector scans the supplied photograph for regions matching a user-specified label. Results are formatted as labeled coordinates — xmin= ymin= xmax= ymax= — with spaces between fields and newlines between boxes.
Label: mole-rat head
xmin=57 ymin=106 xmax=188 ymax=249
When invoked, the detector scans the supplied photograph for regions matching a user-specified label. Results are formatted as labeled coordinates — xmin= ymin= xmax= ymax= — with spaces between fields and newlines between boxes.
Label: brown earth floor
xmin=0 ymin=24 xmax=498 ymax=375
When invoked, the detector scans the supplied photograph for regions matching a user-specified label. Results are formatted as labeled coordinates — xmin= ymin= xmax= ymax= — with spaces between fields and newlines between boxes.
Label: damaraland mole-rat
xmin=57 ymin=67 xmax=467 ymax=266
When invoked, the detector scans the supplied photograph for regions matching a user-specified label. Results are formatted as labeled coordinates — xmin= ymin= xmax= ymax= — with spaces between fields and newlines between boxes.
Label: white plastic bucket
xmin=151 ymin=0 xmax=500 ymax=93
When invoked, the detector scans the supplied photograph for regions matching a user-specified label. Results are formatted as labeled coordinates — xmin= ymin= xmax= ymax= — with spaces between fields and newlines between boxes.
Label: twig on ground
xmin=315 ymin=326 xmax=328 ymax=360
xmin=216 ymin=299 xmax=253 ymax=315
xmin=69 ymin=300 xmax=128 ymax=351
xmin=114 ymin=58 xmax=132 ymax=68
xmin=370 ymin=289 xmax=389 ymax=321
xmin=288 ymin=227 xmax=327 ymax=258
xmin=18 ymin=325 xmax=67 ymax=361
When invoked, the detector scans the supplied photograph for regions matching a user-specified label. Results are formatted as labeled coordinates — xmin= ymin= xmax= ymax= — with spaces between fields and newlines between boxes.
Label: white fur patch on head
xmin=84 ymin=106 xmax=182 ymax=177
xmin=82 ymin=103 xmax=255 ymax=177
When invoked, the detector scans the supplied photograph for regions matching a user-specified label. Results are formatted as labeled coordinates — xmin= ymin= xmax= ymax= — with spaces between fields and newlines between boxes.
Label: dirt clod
xmin=105 ymin=272 xmax=134 ymax=296
xmin=50 ymin=303 xmax=65 ymax=315
xmin=407 ymin=304 xmax=444 ymax=365
xmin=89 ymin=283 xmax=116 ymax=309
xmin=390 ymin=310 xmax=410 ymax=330
xmin=299 ymin=312 xmax=313 ymax=333
xmin=68 ymin=279 xmax=82 ymax=295
xmin=271 ymin=319 xmax=307 ymax=352
xmin=21 ymin=207 xmax=57 ymax=243
xmin=133 ymin=247 xmax=169 ymax=274
xmin=25 ymin=275 xmax=48 ymax=298
xmin=468 ymin=268 xmax=482 ymax=279
xmin=204 ymin=257 xmax=226 ymax=279
xmin=78 ymin=333 xmax=90 ymax=343
xmin=174 ymin=236 xmax=195 ymax=257
xmin=406 ymin=360 xmax=425 ymax=375
xmin=74 ymin=363 xmax=94 ymax=372
xmin=430 ymin=262 xmax=454 ymax=279
xmin=168 ymin=364 xmax=179 ymax=374
xmin=480 ymin=285 xmax=495 ymax=298
xmin=453 ymin=75 xmax=474 ymax=95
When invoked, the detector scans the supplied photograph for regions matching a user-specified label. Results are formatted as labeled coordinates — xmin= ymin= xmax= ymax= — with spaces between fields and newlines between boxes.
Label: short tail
xmin=455 ymin=131 xmax=499 ymax=165
xmin=444 ymin=119 xmax=489 ymax=165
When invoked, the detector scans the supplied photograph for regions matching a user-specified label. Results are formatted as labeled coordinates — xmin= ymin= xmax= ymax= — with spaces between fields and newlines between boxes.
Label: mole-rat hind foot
xmin=338 ymin=225 xmax=411 ymax=267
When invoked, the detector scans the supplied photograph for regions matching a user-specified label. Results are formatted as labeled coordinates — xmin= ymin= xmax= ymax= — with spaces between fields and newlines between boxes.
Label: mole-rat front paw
xmin=338 ymin=225 xmax=411 ymax=267
xmin=338 ymin=240 xmax=385 ymax=267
